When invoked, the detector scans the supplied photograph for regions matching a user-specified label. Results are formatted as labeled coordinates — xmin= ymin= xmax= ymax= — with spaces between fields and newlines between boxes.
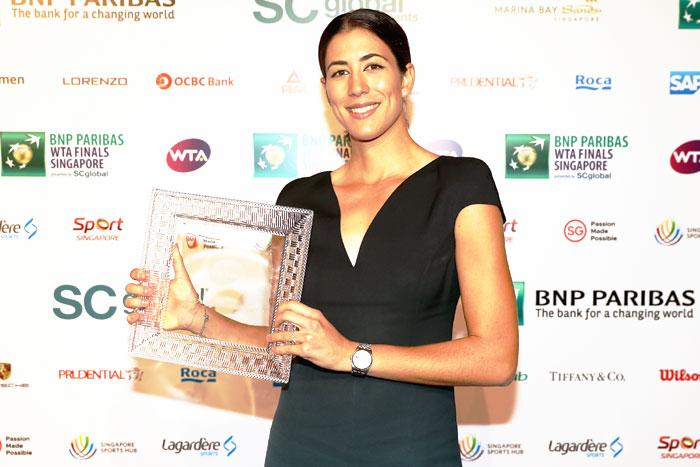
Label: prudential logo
xmin=166 ymin=139 xmax=210 ymax=172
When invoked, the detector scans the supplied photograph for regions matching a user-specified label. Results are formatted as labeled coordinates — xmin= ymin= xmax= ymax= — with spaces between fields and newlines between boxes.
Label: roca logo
xmin=53 ymin=285 xmax=132 ymax=320
xmin=167 ymin=139 xmax=210 ymax=172
xmin=670 ymin=140 xmax=700 ymax=174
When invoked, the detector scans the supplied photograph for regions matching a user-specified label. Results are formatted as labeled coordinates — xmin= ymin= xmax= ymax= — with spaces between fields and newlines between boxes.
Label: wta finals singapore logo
xmin=655 ymin=219 xmax=683 ymax=246
xmin=459 ymin=435 xmax=484 ymax=461
xmin=670 ymin=141 xmax=700 ymax=174
xmin=69 ymin=435 xmax=96 ymax=460
xmin=680 ymin=0 xmax=700 ymax=28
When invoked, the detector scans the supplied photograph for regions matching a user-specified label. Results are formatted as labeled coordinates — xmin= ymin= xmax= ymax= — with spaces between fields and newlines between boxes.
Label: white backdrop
xmin=1 ymin=1 xmax=699 ymax=465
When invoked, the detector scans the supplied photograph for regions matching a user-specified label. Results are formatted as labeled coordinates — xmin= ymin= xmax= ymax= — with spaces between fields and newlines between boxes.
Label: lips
xmin=346 ymin=102 xmax=379 ymax=118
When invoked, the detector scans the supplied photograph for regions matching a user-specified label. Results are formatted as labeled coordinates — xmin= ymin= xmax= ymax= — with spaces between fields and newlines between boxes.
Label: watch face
xmin=352 ymin=349 xmax=372 ymax=370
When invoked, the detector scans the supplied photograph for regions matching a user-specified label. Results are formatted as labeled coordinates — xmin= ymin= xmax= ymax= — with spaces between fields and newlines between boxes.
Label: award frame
xmin=128 ymin=189 xmax=313 ymax=384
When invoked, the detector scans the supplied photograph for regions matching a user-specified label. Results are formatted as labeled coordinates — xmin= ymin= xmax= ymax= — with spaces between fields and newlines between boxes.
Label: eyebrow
xmin=326 ymin=53 xmax=389 ymax=71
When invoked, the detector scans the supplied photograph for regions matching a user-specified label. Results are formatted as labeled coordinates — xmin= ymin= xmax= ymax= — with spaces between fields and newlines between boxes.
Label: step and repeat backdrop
xmin=1 ymin=0 xmax=699 ymax=465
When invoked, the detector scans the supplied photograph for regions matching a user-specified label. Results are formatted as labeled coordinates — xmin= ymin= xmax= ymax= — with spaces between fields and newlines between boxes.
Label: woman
xmin=126 ymin=9 xmax=518 ymax=466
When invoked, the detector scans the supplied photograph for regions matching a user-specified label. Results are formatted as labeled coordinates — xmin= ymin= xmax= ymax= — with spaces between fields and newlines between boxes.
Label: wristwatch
xmin=351 ymin=343 xmax=373 ymax=376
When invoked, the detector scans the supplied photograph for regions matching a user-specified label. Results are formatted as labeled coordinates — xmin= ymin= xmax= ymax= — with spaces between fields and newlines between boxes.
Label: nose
xmin=348 ymin=70 xmax=368 ymax=97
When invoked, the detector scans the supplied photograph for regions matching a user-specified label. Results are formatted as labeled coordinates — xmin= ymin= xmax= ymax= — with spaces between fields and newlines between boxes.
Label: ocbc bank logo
xmin=53 ymin=284 xmax=132 ymax=320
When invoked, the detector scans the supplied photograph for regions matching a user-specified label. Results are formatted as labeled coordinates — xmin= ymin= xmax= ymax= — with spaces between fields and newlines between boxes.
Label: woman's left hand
xmin=267 ymin=301 xmax=355 ymax=372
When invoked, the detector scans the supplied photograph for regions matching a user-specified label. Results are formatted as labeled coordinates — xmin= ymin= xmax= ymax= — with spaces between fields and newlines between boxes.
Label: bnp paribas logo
xmin=253 ymin=133 xmax=297 ymax=178
xmin=680 ymin=0 xmax=700 ymax=28
xmin=1 ymin=132 xmax=46 ymax=177
xmin=505 ymin=134 xmax=549 ymax=179
xmin=513 ymin=282 xmax=525 ymax=325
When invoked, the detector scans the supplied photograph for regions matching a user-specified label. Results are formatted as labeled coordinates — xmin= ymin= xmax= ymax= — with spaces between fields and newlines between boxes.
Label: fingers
xmin=126 ymin=312 xmax=143 ymax=325
xmin=170 ymin=244 xmax=191 ymax=280
xmin=130 ymin=268 xmax=148 ymax=282
xmin=124 ymin=295 xmax=148 ymax=309
xmin=274 ymin=309 xmax=315 ymax=330
xmin=125 ymin=283 xmax=151 ymax=297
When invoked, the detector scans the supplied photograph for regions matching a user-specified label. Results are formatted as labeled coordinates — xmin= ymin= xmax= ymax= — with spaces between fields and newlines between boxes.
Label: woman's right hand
xmin=125 ymin=244 xmax=204 ymax=333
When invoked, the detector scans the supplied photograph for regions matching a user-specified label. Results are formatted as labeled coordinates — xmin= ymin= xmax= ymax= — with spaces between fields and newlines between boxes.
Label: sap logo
xmin=670 ymin=71 xmax=700 ymax=95
xmin=167 ymin=139 xmax=211 ymax=172
xmin=53 ymin=285 xmax=131 ymax=320
xmin=253 ymin=0 xmax=318 ymax=23
xmin=575 ymin=74 xmax=611 ymax=91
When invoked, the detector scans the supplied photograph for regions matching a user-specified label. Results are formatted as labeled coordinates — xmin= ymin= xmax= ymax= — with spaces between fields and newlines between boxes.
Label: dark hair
xmin=318 ymin=9 xmax=411 ymax=78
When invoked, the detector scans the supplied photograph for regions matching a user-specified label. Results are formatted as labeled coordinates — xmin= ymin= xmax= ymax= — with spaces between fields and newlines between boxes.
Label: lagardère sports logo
xmin=167 ymin=139 xmax=210 ymax=172
xmin=156 ymin=73 xmax=233 ymax=89
xmin=670 ymin=141 xmax=700 ymax=174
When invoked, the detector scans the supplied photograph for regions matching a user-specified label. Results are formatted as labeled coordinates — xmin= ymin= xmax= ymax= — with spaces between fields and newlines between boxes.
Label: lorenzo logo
xmin=670 ymin=71 xmax=700 ymax=94
xmin=670 ymin=141 xmax=700 ymax=174
xmin=167 ymin=139 xmax=210 ymax=172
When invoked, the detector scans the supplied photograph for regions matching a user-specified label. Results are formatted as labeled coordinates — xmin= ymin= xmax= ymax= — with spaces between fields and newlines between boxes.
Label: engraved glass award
xmin=128 ymin=189 xmax=312 ymax=384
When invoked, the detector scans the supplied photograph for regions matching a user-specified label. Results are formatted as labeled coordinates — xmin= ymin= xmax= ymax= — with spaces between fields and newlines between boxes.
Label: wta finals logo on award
xmin=128 ymin=189 xmax=313 ymax=383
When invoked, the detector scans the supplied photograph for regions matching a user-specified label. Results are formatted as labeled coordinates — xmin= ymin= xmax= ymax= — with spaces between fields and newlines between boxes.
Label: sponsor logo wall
xmin=1 ymin=2 xmax=697 ymax=466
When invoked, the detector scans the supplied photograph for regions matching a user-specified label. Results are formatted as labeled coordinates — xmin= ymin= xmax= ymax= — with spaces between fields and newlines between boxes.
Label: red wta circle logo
xmin=670 ymin=140 xmax=700 ymax=174
xmin=166 ymin=139 xmax=211 ymax=172
xmin=156 ymin=73 xmax=173 ymax=90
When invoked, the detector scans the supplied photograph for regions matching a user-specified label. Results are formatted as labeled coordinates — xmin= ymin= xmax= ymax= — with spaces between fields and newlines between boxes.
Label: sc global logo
xmin=53 ymin=285 xmax=133 ymax=320
xmin=253 ymin=0 xmax=318 ymax=23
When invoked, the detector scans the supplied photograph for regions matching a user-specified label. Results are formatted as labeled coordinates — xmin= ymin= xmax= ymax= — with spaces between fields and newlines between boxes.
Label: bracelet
xmin=198 ymin=305 xmax=209 ymax=337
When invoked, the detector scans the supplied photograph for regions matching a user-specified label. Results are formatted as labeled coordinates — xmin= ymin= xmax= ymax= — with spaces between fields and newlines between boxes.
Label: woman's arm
xmin=270 ymin=204 xmax=519 ymax=386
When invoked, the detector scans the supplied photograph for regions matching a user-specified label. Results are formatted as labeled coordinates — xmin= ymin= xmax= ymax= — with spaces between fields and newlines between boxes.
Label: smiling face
xmin=322 ymin=27 xmax=414 ymax=143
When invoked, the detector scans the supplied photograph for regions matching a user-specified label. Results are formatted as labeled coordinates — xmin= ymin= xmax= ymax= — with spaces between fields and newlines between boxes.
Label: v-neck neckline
xmin=326 ymin=156 xmax=442 ymax=269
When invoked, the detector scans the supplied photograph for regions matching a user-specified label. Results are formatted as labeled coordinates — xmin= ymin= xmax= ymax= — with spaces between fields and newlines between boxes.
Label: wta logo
xmin=167 ymin=139 xmax=210 ymax=172
xmin=69 ymin=435 xmax=96 ymax=460
xmin=670 ymin=141 xmax=700 ymax=174
xmin=655 ymin=219 xmax=683 ymax=246
xmin=459 ymin=435 xmax=484 ymax=461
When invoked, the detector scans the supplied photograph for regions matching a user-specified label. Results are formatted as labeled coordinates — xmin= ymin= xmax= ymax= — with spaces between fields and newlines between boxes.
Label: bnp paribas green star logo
xmin=505 ymin=134 xmax=549 ymax=179
xmin=1 ymin=132 xmax=46 ymax=177
xmin=253 ymin=133 xmax=297 ymax=178
xmin=680 ymin=0 xmax=700 ymax=28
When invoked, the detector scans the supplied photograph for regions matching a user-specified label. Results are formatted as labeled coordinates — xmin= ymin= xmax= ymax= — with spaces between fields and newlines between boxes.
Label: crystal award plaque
xmin=128 ymin=189 xmax=313 ymax=384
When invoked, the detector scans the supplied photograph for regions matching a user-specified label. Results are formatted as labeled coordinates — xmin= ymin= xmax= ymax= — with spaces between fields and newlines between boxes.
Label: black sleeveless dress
xmin=265 ymin=156 xmax=505 ymax=466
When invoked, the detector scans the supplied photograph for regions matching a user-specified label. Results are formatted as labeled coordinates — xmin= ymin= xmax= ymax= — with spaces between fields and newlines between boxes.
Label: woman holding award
xmin=126 ymin=9 xmax=518 ymax=466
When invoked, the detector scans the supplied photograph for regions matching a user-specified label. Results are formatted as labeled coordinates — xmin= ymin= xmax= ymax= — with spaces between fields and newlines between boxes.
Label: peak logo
xmin=655 ymin=219 xmax=683 ymax=246
xmin=670 ymin=141 xmax=700 ymax=174
xmin=575 ymin=74 xmax=611 ymax=91
xmin=670 ymin=71 xmax=700 ymax=94
xmin=167 ymin=139 xmax=210 ymax=172
xmin=1 ymin=132 xmax=46 ymax=177
xmin=156 ymin=73 xmax=233 ymax=89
